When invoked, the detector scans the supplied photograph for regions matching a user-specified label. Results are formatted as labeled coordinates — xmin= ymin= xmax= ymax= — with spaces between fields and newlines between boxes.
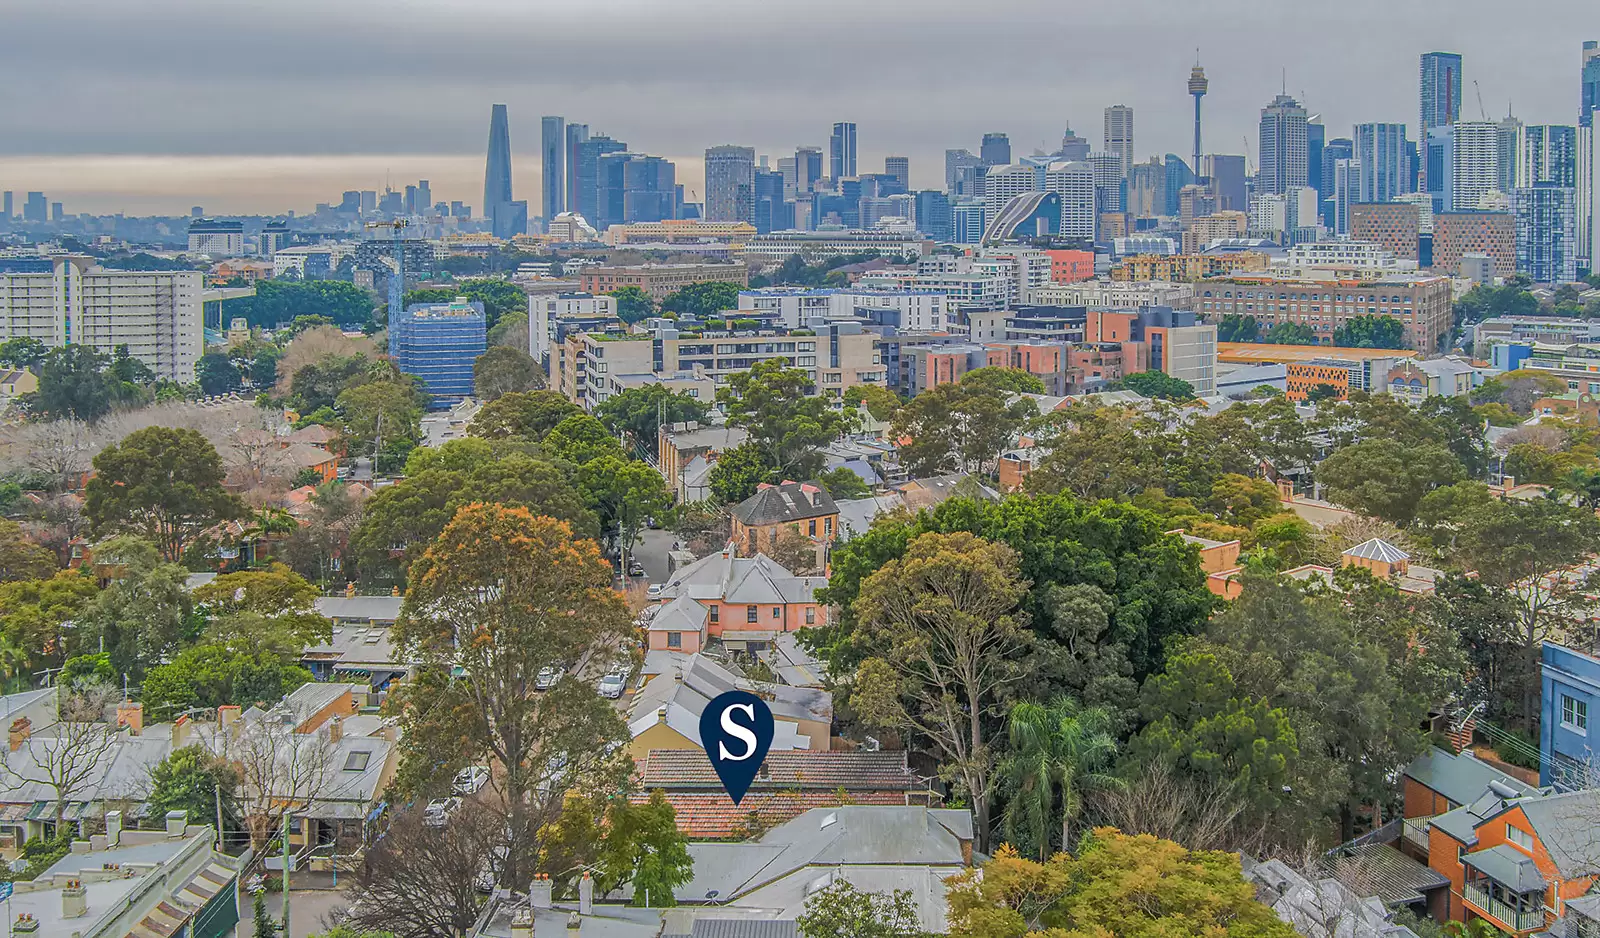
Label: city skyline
xmin=2 ymin=0 xmax=1598 ymax=215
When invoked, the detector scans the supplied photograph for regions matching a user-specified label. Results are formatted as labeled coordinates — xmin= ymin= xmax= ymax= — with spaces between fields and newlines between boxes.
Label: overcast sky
xmin=2 ymin=0 xmax=1596 ymax=216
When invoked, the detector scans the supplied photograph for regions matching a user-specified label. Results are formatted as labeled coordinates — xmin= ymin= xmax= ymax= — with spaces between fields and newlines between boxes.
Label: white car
xmin=534 ymin=666 xmax=564 ymax=691
xmin=646 ymin=583 xmax=664 ymax=598
xmin=452 ymin=765 xmax=490 ymax=796
xmin=423 ymin=796 xmax=461 ymax=828
xmin=597 ymin=672 xmax=628 ymax=699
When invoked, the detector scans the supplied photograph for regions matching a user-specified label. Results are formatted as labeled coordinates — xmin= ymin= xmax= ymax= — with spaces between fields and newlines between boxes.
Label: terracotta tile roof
xmin=639 ymin=749 xmax=914 ymax=791
xmin=636 ymin=789 xmax=911 ymax=839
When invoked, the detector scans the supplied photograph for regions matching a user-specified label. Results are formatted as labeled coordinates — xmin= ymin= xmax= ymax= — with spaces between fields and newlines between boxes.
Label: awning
xmin=24 ymin=801 xmax=97 ymax=822
xmin=1463 ymin=844 xmax=1547 ymax=893
xmin=0 ymin=803 xmax=30 ymax=824
xmin=296 ymin=801 xmax=371 ymax=821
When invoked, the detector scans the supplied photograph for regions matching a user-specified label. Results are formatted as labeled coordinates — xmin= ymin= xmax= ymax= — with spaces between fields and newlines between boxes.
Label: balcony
xmin=1401 ymin=816 xmax=1433 ymax=852
xmin=1463 ymin=883 xmax=1546 ymax=933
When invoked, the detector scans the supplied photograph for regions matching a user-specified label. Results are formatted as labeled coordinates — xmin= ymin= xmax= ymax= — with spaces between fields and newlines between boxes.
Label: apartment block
xmin=0 ymin=255 xmax=203 ymax=382
xmin=1196 ymin=275 xmax=1454 ymax=351
xmin=1350 ymin=202 xmax=1422 ymax=260
xmin=1181 ymin=211 xmax=1249 ymax=253
xmin=737 ymin=287 xmax=948 ymax=331
xmin=527 ymin=292 xmax=618 ymax=368
xmin=1110 ymin=252 xmax=1269 ymax=282
xmin=1431 ymin=212 xmax=1517 ymax=277
xmin=579 ymin=262 xmax=749 ymax=300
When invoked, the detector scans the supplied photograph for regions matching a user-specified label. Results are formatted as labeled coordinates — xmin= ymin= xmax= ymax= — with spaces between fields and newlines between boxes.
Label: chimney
xmin=8 ymin=717 xmax=31 ymax=752
xmin=391 ymin=585 xmax=400 ymax=597
xmin=656 ymin=707 xmax=667 ymax=724
xmin=62 ymin=880 xmax=87 ymax=919
xmin=218 ymin=705 xmax=242 ymax=737
xmin=578 ymin=871 xmax=593 ymax=915
xmin=530 ymin=873 xmax=554 ymax=909
xmin=567 ymin=911 xmax=581 ymax=934
xmin=13 ymin=913 xmax=37 ymax=934
xmin=105 ymin=810 xmax=122 ymax=847
xmin=166 ymin=810 xmax=188 ymax=838
xmin=510 ymin=909 xmax=534 ymax=938
xmin=345 ymin=581 xmax=357 ymax=598
xmin=116 ymin=701 xmax=143 ymax=736
xmin=327 ymin=715 xmax=342 ymax=744
xmin=172 ymin=714 xmax=192 ymax=749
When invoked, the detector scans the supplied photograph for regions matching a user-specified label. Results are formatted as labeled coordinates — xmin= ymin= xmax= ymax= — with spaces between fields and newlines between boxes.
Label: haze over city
xmin=3 ymin=0 xmax=1596 ymax=214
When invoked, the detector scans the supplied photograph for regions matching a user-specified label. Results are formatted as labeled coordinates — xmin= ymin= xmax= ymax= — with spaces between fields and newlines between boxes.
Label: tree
xmin=1332 ymin=315 xmax=1406 ymax=349
xmin=406 ymin=280 xmax=526 ymax=329
xmin=0 ymin=337 xmax=47 ymax=369
xmin=336 ymin=379 xmax=426 ymax=470
xmin=847 ymin=531 xmax=1034 ymax=851
xmin=595 ymin=384 xmax=710 ymax=450
xmin=2 ymin=684 xmax=121 ymax=824
xmin=944 ymin=834 xmax=1296 ymax=938
xmin=29 ymin=345 xmax=116 ymax=422
xmin=0 ymin=520 xmax=58 ymax=584
xmin=1110 ymin=371 xmax=1197 ymax=401
xmin=1416 ymin=482 xmax=1600 ymax=724
xmin=85 ymin=426 xmax=244 ymax=561
xmin=998 ymin=698 xmax=1122 ymax=860
xmin=226 ymin=707 xmax=335 ymax=853
xmin=893 ymin=378 xmax=1039 ymax=479
xmin=487 ymin=309 xmax=531 ymax=353
xmin=0 ymin=570 xmax=98 ymax=682
xmin=1217 ymin=315 xmax=1261 ymax=343
xmin=545 ymin=414 xmax=625 ymax=466
xmin=961 ymin=367 xmax=1047 ymax=395
xmin=707 ymin=442 xmax=778 ymax=505
xmin=599 ymin=790 xmax=693 ymax=907
xmin=1262 ymin=322 xmax=1321 ymax=345
xmin=608 ymin=285 xmax=656 ymax=324
xmin=659 ymin=280 xmax=741 ymax=318
xmin=193 ymin=565 xmax=333 ymax=659
xmin=253 ymin=893 xmax=275 ymax=938
xmin=717 ymin=360 xmax=843 ymax=477
xmin=797 ymin=880 xmax=926 ymax=938
xmin=844 ymin=384 xmax=903 ymax=424
xmin=1471 ymin=369 xmax=1567 ymax=415
xmin=231 ymin=279 xmax=377 ymax=329
xmin=1024 ymin=404 xmax=1159 ymax=501
xmin=468 ymin=390 xmax=582 ymax=441
xmin=577 ymin=456 xmax=674 ymax=561
xmin=147 ymin=745 xmax=242 ymax=835
xmin=1306 ymin=383 xmax=1343 ymax=403
xmin=817 ymin=466 xmax=871 ymax=500
xmin=394 ymin=506 xmax=634 ymax=885
xmin=473 ymin=346 xmax=543 ymax=401
xmin=75 ymin=536 xmax=196 ymax=678
xmin=338 ymin=802 xmax=503 ymax=938
xmin=195 ymin=352 xmax=243 ymax=396
xmin=1316 ymin=438 xmax=1464 ymax=525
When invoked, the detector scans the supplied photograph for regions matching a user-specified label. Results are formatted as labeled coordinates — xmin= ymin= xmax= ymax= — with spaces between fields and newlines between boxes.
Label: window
xmin=1507 ymin=824 xmax=1534 ymax=853
xmin=806 ymin=608 xmax=815 ymax=625
xmin=825 ymin=518 xmax=833 ymax=536
xmin=666 ymin=632 xmax=682 ymax=649
xmin=808 ymin=520 xmax=817 ymax=536
xmin=747 ymin=605 xmax=759 ymax=623
xmin=1564 ymin=694 xmax=1589 ymax=731
xmin=344 ymin=751 xmax=371 ymax=772
xmin=772 ymin=606 xmax=781 ymax=619
xmin=709 ymin=606 xmax=719 ymax=623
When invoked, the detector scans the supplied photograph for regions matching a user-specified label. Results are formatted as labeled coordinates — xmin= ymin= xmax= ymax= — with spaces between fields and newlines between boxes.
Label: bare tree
xmin=1093 ymin=761 xmax=1248 ymax=854
xmin=13 ymin=418 xmax=97 ymax=491
xmin=21 ymin=493 xmax=89 ymax=566
xmin=222 ymin=712 xmax=336 ymax=854
xmin=1 ymin=683 xmax=121 ymax=826
xmin=336 ymin=800 xmax=503 ymax=938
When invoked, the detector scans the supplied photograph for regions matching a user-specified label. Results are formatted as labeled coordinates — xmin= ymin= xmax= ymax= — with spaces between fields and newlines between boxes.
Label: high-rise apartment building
xmin=915 ymin=191 xmax=953 ymax=242
xmin=885 ymin=156 xmax=910 ymax=190
xmin=565 ymin=123 xmax=590 ymax=217
xmin=0 ymin=256 xmax=202 ymax=382
xmin=484 ymin=104 xmax=513 ymax=228
xmin=1515 ymin=182 xmax=1578 ymax=283
xmin=187 ymin=219 xmax=244 ymax=256
xmin=1354 ymin=123 xmax=1410 ymax=204
xmin=391 ymin=297 xmax=487 ymax=408
xmin=541 ymin=116 xmax=566 ymax=220
xmin=1448 ymin=121 xmax=1502 ymax=211
xmin=1497 ymin=117 xmax=1523 ymax=196
xmin=1521 ymin=125 xmax=1579 ymax=188
xmin=1258 ymin=95 xmax=1309 ymax=195
xmin=980 ymin=133 xmax=1012 ymax=167
xmin=1087 ymin=153 xmax=1125 ymax=213
xmin=1420 ymin=52 xmax=1464 ymax=192
xmin=705 ymin=145 xmax=756 ymax=224
xmin=1103 ymin=105 xmax=1134 ymax=178
xmin=1045 ymin=162 xmax=1096 ymax=241
xmin=1579 ymin=41 xmax=1600 ymax=269
xmin=830 ymin=122 xmax=857 ymax=183
xmin=984 ymin=164 xmax=1039 ymax=227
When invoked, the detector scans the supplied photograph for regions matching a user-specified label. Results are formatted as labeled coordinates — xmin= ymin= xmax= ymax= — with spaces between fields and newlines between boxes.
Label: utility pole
xmin=281 ymin=810 xmax=291 ymax=935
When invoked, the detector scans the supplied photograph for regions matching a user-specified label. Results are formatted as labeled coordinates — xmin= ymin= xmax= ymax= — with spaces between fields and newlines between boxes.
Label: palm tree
xmin=999 ymin=697 xmax=1124 ymax=859
xmin=242 ymin=506 xmax=297 ymax=566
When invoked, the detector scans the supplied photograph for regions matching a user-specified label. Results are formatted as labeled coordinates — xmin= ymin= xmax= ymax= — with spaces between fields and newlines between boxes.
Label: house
xmin=624 ymin=654 xmax=832 ymax=761
xmin=730 ymin=482 xmax=839 ymax=563
xmin=301 ymin=595 xmax=411 ymax=691
xmin=834 ymin=473 xmax=1000 ymax=540
xmin=675 ymin=806 xmax=975 ymax=932
xmin=651 ymin=545 xmax=827 ymax=652
xmin=1541 ymin=642 xmax=1600 ymax=791
xmin=1341 ymin=538 xmax=1442 ymax=594
xmin=659 ymin=423 xmax=749 ymax=503
xmin=1174 ymin=531 xmax=1242 ymax=575
xmin=632 ymin=749 xmax=925 ymax=838
xmin=4 ymin=811 xmax=240 ymax=938
xmin=1246 ymin=855 xmax=1428 ymax=938
xmin=0 ymin=368 xmax=38 ymax=404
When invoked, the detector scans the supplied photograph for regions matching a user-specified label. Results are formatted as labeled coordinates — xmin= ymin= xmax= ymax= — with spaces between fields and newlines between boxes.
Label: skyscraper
xmin=565 ymin=123 xmax=590 ymax=216
xmin=1320 ymin=138 xmax=1353 ymax=225
xmin=1307 ymin=118 xmax=1326 ymax=198
xmin=484 ymin=104 xmax=513 ymax=224
xmin=1163 ymin=155 xmax=1194 ymax=217
xmin=1202 ymin=155 xmax=1247 ymax=212
xmin=595 ymin=152 xmax=676 ymax=229
xmin=1 ymin=192 xmax=10 ymax=220
xmin=705 ymin=145 xmax=756 ymax=223
xmin=830 ymin=123 xmax=857 ymax=183
xmin=1579 ymin=41 xmax=1600 ymax=269
xmin=1515 ymin=182 xmax=1578 ymax=283
xmin=1258 ymin=95 xmax=1309 ymax=195
xmin=1420 ymin=52 xmax=1464 ymax=192
xmin=1497 ymin=116 xmax=1523 ymax=196
xmin=1189 ymin=61 xmax=1209 ymax=175
xmin=574 ymin=134 xmax=626 ymax=224
xmin=885 ymin=156 xmax=910 ymax=190
xmin=796 ymin=147 xmax=823 ymax=194
xmin=1103 ymin=105 xmax=1135 ymax=178
xmin=946 ymin=149 xmax=982 ymax=193
xmin=1521 ymin=125 xmax=1579 ymax=188
xmin=1355 ymin=123 xmax=1410 ymax=204
xmin=1449 ymin=121 xmax=1502 ymax=211
xmin=980 ymin=133 xmax=1011 ymax=167
xmin=541 ymin=116 xmax=566 ymax=220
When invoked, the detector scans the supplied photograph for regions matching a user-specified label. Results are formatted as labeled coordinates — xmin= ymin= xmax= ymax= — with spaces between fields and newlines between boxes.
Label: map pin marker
xmin=700 ymin=690 xmax=775 ymax=806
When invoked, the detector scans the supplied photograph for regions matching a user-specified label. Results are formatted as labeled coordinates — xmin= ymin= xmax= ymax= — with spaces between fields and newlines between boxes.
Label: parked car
xmin=646 ymin=583 xmax=664 ymax=598
xmin=452 ymin=765 xmax=490 ymax=796
xmin=423 ymin=796 xmax=462 ymax=827
xmin=627 ymin=560 xmax=646 ymax=578
xmin=534 ymin=666 xmax=564 ymax=691
xmin=597 ymin=672 xmax=628 ymax=699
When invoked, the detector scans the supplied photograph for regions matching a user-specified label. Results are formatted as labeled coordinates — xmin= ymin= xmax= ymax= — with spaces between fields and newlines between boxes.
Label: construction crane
xmin=1474 ymin=80 xmax=1488 ymax=121
xmin=363 ymin=218 xmax=409 ymax=342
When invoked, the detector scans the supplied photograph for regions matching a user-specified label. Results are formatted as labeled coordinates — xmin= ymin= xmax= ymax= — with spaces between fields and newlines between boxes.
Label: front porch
xmin=1461 ymin=846 xmax=1549 ymax=933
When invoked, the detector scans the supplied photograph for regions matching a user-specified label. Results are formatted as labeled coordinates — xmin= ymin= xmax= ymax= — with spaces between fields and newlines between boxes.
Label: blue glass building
xmin=391 ymin=298 xmax=487 ymax=408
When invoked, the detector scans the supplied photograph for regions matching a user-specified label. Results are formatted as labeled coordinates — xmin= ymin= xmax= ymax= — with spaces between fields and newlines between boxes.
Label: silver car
xmin=597 ymin=672 xmax=628 ymax=699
